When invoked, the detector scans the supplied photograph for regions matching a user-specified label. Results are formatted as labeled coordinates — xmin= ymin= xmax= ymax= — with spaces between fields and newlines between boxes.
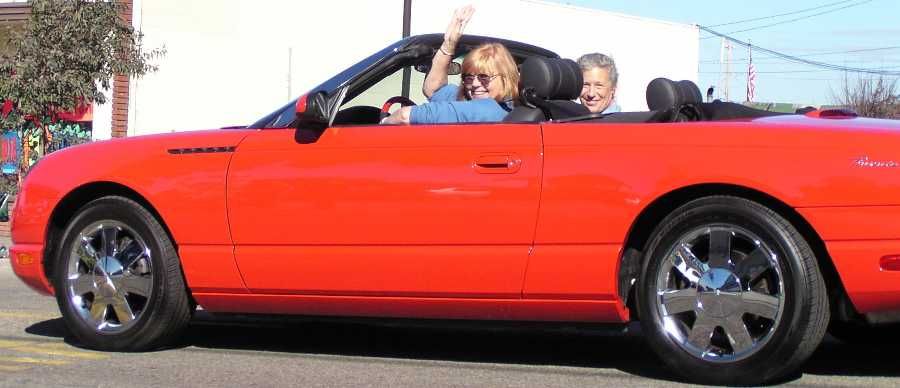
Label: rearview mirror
xmin=414 ymin=62 xmax=461 ymax=76
xmin=294 ymin=91 xmax=329 ymax=131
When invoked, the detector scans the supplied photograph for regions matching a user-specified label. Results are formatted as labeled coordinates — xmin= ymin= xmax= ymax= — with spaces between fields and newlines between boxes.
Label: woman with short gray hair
xmin=577 ymin=53 xmax=619 ymax=113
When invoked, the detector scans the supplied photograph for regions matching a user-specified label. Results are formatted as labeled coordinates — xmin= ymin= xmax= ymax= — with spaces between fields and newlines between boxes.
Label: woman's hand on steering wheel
xmin=381 ymin=96 xmax=417 ymax=115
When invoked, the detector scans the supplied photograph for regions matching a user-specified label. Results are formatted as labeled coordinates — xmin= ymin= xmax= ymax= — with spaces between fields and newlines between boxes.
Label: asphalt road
xmin=1 ymin=258 xmax=899 ymax=387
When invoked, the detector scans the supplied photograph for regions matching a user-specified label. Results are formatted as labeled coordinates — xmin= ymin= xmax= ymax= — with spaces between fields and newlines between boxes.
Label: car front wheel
xmin=54 ymin=196 xmax=192 ymax=351
xmin=637 ymin=196 xmax=829 ymax=385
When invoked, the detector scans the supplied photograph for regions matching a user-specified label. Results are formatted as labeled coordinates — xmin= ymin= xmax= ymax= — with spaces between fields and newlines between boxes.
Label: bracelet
xmin=439 ymin=46 xmax=454 ymax=56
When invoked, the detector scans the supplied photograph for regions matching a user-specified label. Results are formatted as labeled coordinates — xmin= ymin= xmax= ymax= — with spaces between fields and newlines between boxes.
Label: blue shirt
xmin=410 ymin=84 xmax=511 ymax=124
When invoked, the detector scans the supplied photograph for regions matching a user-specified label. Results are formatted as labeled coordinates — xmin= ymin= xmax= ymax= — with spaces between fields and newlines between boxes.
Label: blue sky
xmin=544 ymin=0 xmax=899 ymax=105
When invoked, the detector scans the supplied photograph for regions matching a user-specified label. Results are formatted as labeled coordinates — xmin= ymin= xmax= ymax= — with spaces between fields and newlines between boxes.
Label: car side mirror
xmin=294 ymin=91 xmax=329 ymax=131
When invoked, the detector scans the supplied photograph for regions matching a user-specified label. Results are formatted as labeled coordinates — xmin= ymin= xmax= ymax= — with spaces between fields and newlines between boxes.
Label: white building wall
xmin=91 ymin=84 xmax=113 ymax=140
xmin=127 ymin=0 xmax=697 ymax=136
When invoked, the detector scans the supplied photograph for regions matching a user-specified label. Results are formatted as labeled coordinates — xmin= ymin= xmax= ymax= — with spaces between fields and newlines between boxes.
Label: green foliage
xmin=0 ymin=21 xmax=24 ymax=59
xmin=0 ymin=0 xmax=164 ymax=128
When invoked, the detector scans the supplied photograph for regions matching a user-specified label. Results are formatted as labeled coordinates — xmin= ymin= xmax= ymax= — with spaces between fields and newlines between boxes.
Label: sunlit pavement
xmin=0 ymin=258 xmax=898 ymax=387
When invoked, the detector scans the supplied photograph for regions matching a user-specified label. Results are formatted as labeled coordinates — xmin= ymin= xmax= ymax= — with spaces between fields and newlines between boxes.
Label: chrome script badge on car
xmin=853 ymin=156 xmax=899 ymax=168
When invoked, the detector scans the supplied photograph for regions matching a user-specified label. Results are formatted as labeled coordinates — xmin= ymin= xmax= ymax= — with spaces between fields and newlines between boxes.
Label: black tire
xmin=636 ymin=196 xmax=829 ymax=385
xmin=54 ymin=196 xmax=192 ymax=351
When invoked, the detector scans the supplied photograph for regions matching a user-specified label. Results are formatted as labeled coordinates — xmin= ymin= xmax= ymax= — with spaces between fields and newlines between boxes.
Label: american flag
xmin=747 ymin=44 xmax=756 ymax=102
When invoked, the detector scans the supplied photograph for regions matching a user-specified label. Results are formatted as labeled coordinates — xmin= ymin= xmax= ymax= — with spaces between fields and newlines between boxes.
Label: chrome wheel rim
xmin=65 ymin=220 xmax=153 ymax=334
xmin=654 ymin=225 xmax=785 ymax=362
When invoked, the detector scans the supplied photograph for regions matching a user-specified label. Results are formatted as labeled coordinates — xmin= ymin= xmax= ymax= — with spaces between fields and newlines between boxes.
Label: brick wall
xmin=111 ymin=0 xmax=134 ymax=138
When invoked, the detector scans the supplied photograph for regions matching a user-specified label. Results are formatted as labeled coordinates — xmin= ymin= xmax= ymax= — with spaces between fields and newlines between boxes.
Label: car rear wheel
xmin=637 ymin=196 xmax=829 ymax=385
xmin=55 ymin=196 xmax=192 ymax=351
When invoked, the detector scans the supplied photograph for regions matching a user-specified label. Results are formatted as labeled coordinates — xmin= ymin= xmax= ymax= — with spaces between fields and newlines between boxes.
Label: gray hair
xmin=577 ymin=53 xmax=618 ymax=88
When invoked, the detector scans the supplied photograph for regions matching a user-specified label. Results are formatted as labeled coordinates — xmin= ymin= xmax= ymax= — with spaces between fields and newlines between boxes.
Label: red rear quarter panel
xmin=534 ymin=115 xmax=900 ymax=315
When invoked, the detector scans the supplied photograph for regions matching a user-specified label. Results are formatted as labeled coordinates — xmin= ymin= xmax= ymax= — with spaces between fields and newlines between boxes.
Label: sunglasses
xmin=461 ymin=73 xmax=501 ymax=85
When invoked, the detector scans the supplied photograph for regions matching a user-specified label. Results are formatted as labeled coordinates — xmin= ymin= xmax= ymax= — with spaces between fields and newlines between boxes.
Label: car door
xmin=226 ymin=122 xmax=542 ymax=298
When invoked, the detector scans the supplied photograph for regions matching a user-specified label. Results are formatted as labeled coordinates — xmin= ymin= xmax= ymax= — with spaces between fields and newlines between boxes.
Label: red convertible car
xmin=10 ymin=34 xmax=900 ymax=385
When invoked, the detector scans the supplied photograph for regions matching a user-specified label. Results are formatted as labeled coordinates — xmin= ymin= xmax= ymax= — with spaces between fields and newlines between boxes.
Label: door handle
xmin=474 ymin=154 xmax=522 ymax=174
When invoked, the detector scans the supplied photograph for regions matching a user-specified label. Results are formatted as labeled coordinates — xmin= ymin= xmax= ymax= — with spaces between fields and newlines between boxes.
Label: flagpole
xmin=747 ymin=40 xmax=756 ymax=103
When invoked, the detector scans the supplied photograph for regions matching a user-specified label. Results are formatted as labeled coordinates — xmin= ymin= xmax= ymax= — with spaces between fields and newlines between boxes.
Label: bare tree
xmin=833 ymin=74 xmax=900 ymax=119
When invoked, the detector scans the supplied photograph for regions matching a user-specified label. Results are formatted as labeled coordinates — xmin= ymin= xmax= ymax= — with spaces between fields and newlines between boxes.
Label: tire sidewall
xmin=637 ymin=197 xmax=813 ymax=383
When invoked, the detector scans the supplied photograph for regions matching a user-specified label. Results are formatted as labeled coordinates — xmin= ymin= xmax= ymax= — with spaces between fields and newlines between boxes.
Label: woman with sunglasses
xmin=381 ymin=6 xmax=519 ymax=125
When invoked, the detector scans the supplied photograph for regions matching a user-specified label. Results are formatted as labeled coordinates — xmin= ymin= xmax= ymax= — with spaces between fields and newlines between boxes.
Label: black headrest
xmin=646 ymin=78 xmax=702 ymax=111
xmin=519 ymin=57 xmax=582 ymax=100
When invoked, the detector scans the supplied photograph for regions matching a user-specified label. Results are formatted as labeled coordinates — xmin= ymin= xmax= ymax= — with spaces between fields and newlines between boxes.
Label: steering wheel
xmin=381 ymin=96 xmax=417 ymax=114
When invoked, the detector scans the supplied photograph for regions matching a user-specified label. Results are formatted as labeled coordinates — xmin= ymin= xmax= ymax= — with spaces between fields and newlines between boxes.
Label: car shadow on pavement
xmin=24 ymin=317 xmax=69 ymax=339
xmin=180 ymin=315 xmax=682 ymax=382
xmin=803 ymin=335 xmax=900 ymax=377
xmin=22 ymin=314 xmax=900 ymax=384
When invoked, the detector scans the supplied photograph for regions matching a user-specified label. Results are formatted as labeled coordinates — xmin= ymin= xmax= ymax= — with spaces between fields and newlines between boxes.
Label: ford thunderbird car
xmin=10 ymin=34 xmax=900 ymax=385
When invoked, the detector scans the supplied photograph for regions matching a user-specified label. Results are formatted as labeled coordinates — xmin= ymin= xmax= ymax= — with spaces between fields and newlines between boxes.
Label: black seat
xmin=646 ymin=78 xmax=704 ymax=122
xmin=504 ymin=57 xmax=589 ymax=122
xmin=647 ymin=78 xmax=788 ymax=121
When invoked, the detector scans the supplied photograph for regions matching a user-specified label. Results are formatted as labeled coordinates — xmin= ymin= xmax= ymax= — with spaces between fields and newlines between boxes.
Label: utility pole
xmin=720 ymin=38 xmax=732 ymax=101
xmin=401 ymin=0 xmax=412 ymax=99
xmin=287 ymin=47 xmax=292 ymax=100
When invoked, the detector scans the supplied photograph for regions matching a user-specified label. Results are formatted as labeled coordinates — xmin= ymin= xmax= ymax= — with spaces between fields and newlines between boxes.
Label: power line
xmin=699 ymin=45 xmax=900 ymax=63
xmin=768 ymin=78 xmax=845 ymax=81
xmin=702 ymin=70 xmax=834 ymax=74
xmin=703 ymin=59 xmax=900 ymax=66
xmin=703 ymin=66 xmax=900 ymax=74
xmin=701 ymin=0 xmax=873 ymax=38
xmin=707 ymin=0 xmax=856 ymax=27
xmin=752 ymin=77 xmax=847 ymax=81
xmin=702 ymin=74 xmax=845 ymax=81
xmin=700 ymin=26 xmax=900 ymax=76
xmin=701 ymin=59 xmax=900 ymax=66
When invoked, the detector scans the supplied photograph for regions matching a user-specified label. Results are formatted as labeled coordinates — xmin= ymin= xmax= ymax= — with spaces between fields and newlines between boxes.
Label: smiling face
xmin=580 ymin=67 xmax=617 ymax=113
xmin=462 ymin=73 xmax=505 ymax=101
